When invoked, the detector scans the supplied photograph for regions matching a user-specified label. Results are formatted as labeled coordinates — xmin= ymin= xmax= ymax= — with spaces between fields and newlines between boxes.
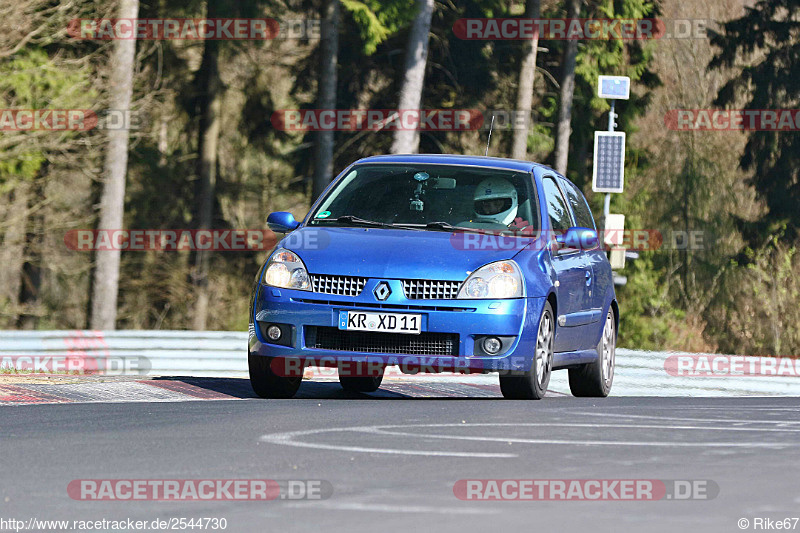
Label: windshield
xmin=308 ymin=163 xmax=538 ymax=232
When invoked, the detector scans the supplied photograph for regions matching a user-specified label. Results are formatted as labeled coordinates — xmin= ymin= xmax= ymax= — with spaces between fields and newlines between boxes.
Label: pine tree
xmin=709 ymin=0 xmax=800 ymax=246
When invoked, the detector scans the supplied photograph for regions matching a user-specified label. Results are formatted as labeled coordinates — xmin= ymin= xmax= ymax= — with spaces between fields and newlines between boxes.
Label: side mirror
xmin=554 ymin=227 xmax=599 ymax=254
xmin=267 ymin=211 xmax=301 ymax=233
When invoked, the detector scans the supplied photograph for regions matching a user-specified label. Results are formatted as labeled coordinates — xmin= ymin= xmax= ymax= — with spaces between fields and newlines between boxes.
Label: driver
xmin=473 ymin=177 xmax=518 ymax=226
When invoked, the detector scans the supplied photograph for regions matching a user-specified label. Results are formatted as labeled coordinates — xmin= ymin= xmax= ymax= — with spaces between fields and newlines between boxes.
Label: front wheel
xmin=339 ymin=374 xmax=384 ymax=392
xmin=249 ymin=354 xmax=302 ymax=399
xmin=568 ymin=309 xmax=615 ymax=397
xmin=499 ymin=301 xmax=554 ymax=400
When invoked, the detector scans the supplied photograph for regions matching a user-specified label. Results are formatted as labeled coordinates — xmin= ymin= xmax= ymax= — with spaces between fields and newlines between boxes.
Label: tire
xmin=339 ymin=366 xmax=384 ymax=393
xmin=248 ymin=354 xmax=302 ymax=399
xmin=568 ymin=309 xmax=615 ymax=397
xmin=499 ymin=301 xmax=554 ymax=400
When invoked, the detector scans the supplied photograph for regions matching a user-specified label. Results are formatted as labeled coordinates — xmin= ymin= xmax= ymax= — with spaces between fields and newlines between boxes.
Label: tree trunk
xmin=17 ymin=207 xmax=42 ymax=330
xmin=192 ymin=1 xmax=224 ymax=331
xmin=311 ymin=0 xmax=340 ymax=201
xmin=553 ymin=0 xmax=580 ymax=175
xmin=17 ymin=177 xmax=44 ymax=330
xmin=390 ymin=0 xmax=435 ymax=154
xmin=90 ymin=0 xmax=139 ymax=330
xmin=510 ymin=0 xmax=541 ymax=160
xmin=0 ymin=182 xmax=28 ymax=327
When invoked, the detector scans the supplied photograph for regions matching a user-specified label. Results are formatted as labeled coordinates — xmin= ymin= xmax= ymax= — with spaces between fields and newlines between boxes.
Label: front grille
xmin=402 ymin=279 xmax=462 ymax=300
xmin=310 ymin=274 xmax=367 ymax=297
xmin=292 ymin=298 xmax=476 ymax=312
xmin=307 ymin=327 xmax=458 ymax=356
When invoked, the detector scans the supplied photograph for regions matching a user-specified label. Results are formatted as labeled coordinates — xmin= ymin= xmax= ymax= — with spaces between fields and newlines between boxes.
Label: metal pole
xmin=607 ymin=100 xmax=616 ymax=132
xmin=603 ymin=100 xmax=616 ymax=221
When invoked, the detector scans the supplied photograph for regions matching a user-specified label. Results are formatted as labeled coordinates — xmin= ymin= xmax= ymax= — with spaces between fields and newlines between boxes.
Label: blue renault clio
xmin=249 ymin=154 xmax=617 ymax=399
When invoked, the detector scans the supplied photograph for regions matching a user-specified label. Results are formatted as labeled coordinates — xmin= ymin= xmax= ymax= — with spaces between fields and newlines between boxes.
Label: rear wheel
xmin=568 ymin=309 xmax=615 ymax=397
xmin=499 ymin=301 xmax=554 ymax=400
xmin=249 ymin=354 xmax=302 ymax=399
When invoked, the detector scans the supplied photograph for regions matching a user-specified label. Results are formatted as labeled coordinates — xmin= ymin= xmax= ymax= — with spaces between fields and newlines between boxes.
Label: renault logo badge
xmin=373 ymin=282 xmax=391 ymax=301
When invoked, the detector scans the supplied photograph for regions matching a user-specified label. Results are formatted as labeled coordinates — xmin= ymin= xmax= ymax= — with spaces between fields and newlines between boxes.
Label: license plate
xmin=338 ymin=311 xmax=421 ymax=335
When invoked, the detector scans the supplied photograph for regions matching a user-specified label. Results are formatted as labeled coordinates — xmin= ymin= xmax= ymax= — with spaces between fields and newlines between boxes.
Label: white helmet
xmin=473 ymin=178 xmax=518 ymax=226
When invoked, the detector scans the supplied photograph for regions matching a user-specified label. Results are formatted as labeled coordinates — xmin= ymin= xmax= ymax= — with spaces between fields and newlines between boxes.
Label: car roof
xmin=353 ymin=153 xmax=558 ymax=175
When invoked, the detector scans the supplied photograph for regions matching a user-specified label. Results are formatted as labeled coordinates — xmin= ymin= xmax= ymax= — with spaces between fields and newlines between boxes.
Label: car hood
xmin=280 ymin=226 xmax=522 ymax=280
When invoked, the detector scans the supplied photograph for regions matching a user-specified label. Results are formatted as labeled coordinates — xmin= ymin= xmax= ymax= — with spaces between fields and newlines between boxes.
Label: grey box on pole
xmin=597 ymin=75 xmax=631 ymax=100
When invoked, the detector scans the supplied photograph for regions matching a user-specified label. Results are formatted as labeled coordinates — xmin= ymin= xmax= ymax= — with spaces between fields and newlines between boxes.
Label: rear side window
xmin=541 ymin=176 xmax=572 ymax=231
xmin=560 ymin=178 xmax=596 ymax=230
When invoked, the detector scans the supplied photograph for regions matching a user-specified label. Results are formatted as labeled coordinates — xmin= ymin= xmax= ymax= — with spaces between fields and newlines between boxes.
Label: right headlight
xmin=262 ymin=248 xmax=310 ymax=291
xmin=457 ymin=260 xmax=524 ymax=299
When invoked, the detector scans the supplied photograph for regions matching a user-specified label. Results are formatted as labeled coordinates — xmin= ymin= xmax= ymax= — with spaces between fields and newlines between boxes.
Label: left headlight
xmin=262 ymin=248 xmax=311 ymax=291
xmin=457 ymin=260 xmax=524 ymax=299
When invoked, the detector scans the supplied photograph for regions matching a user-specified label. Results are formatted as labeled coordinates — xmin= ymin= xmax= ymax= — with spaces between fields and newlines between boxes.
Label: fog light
xmin=266 ymin=325 xmax=282 ymax=341
xmin=482 ymin=337 xmax=502 ymax=355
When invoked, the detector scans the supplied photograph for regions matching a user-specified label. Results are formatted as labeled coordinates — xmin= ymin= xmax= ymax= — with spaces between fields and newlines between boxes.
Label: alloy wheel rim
xmin=535 ymin=311 xmax=553 ymax=386
xmin=601 ymin=312 xmax=615 ymax=385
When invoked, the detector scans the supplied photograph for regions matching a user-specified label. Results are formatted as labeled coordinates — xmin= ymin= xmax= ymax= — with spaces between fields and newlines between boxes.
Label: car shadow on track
xmin=150 ymin=377 xmax=527 ymax=400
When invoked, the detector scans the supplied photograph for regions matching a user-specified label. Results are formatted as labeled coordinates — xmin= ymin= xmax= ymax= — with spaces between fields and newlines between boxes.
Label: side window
xmin=560 ymin=178 xmax=596 ymax=230
xmin=542 ymin=176 xmax=572 ymax=231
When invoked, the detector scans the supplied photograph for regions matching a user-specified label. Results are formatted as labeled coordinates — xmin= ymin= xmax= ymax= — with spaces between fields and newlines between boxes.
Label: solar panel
xmin=592 ymin=131 xmax=626 ymax=193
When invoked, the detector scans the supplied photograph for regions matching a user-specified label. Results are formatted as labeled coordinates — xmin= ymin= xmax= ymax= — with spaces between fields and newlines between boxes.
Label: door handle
xmin=585 ymin=270 xmax=592 ymax=286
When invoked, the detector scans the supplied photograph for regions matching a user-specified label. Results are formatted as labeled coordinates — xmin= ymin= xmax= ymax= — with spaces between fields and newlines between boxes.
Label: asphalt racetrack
xmin=2 ymin=379 xmax=800 ymax=533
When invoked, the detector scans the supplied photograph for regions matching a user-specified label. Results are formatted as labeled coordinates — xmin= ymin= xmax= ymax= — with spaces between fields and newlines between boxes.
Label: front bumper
xmin=249 ymin=279 xmax=546 ymax=373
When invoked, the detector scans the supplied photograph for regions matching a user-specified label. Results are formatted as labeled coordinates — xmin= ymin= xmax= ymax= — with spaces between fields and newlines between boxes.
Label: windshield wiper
xmin=392 ymin=221 xmax=484 ymax=233
xmin=423 ymin=221 xmax=459 ymax=231
xmin=326 ymin=215 xmax=394 ymax=228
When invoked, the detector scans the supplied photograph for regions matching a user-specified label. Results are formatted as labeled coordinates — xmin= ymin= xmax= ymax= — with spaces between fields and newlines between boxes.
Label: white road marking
xmin=362 ymin=423 xmax=794 ymax=448
xmin=382 ymin=422 xmax=800 ymax=433
xmin=284 ymin=501 xmax=499 ymax=515
xmin=259 ymin=420 xmax=799 ymax=457
xmin=258 ymin=426 xmax=517 ymax=458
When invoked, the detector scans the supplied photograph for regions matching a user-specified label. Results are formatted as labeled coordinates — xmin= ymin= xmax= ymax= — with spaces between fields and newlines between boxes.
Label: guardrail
xmin=0 ymin=330 xmax=248 ymax=377
xmin=0 ymin=331 xmax=798 ymax=396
